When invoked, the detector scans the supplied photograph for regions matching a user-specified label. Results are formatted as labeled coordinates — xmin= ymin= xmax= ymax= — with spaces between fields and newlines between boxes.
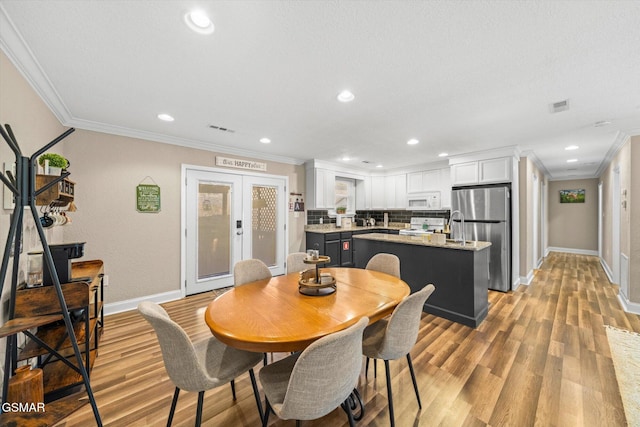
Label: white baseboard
xmin=617 ymin=292 xmax=640 ymax=316
xmin=104 ymin=290 xmax=183 ymax=316
xmin=519 ymin=269 xmax=534 ymax=287
xmin=600 ymin=258 xmax=614 ymax=283
xmin=547 ymin=247 xmax=598 ymax=256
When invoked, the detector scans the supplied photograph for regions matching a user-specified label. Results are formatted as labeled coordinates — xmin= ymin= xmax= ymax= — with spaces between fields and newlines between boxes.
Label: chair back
xmin=137 ymin=301 xmax=207 ymax=391
xmin=234 ymin=259 xmax=272 ymax=286
xmin=379 ymin=284 xmax=435 ymax=359
xmin=286 ymin=252 xmax=308 ymax=274
xmin=278 ymin=317 xmax=369 ymax=420
xmin=365 ymin=253 xmax=401 ymax=278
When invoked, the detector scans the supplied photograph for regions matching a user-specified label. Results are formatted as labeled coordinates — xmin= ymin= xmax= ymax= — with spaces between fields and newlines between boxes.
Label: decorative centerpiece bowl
xmin=298 ymin=255 xmax=336 ymax=296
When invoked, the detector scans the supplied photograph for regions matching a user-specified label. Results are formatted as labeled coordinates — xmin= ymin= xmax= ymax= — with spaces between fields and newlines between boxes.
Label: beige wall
xmin=62 ymin=131 xmax=305 ymax=303
xmin=601 ymin=136 xmax=639 ymax=303
xmin=547 ymin=178 xmax=599 ymax=251
xmin=0 ymin=50 xmax=306 ymax=309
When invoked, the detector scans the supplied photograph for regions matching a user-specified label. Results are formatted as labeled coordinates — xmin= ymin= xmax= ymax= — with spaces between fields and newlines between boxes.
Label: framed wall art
xmin=559 ymin=189 xmax=585 ymax=203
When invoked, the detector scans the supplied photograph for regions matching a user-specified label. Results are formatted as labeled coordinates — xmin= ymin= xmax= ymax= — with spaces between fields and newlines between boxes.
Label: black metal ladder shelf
xmin=0 ymin=124 xmax=102 ymax=425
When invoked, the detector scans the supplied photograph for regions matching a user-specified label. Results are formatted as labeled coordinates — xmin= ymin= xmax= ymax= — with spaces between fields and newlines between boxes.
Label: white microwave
xmin=407 ymin=192 xmax=441 ymax=210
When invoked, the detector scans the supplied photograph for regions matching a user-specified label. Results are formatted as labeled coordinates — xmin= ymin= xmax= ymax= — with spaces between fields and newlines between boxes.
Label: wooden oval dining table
xmin=204 ymin=267 xmax=410 ymax=353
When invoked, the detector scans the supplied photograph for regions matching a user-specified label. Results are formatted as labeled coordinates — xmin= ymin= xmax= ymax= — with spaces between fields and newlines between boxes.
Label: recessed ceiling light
xmin=565 ymin=145 xmax=579 ymax=150
xmin=567 ymin=159 xmax=578 ymax=163
xmin=407 ymin=139 xmax=419 ymax=145
xmin=594 ymin=120 xmax=611 ymax=127
xmin=438 ymin=152 xmax=448 ymax=157
xmin=337 ymin=90 xmax=355 ymax=103
xmin=342 ymin=156 xmax=350 ymax=161
xmin=157 ymin=113 xmax=174 ymax=122
xmin=376 ymin=164 xmax=383 ymax=168
xmin=184 ymin=10 xmax=214 ymax=34
xmin=259 ymin=138 xmax=271 ymax=144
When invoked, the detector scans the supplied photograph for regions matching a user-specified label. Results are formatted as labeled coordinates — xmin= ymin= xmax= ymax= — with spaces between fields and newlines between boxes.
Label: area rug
xmin=605 ymin=325 xmax=640 ymax=426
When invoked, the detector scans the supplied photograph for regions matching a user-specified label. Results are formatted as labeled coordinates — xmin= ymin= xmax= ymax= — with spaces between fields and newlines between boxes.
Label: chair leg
xmin=384 ymin=360 xmax=395 ymax=427
xmin=249 ymin=368 xmax=264 ymax=422
xmin=342 ymin=397 xmax=357 ymax=427
xmin=262 ymin=397 xmax=271 ymax=427
xmin=195 ymin=390 xmax=205 ymax=426
xmin=406 ymin=354 xmax=422 ymax=409
xmin=230 ymin=379 xmax=236 ymax=400
xmin=374 ymin=358 xmax=377 ymax=378
xmin=263 ymin=352 xmax=268 ymax=366
xmin=167 ymin=387 xmax=180 ymax=427
xmin=365 ymin=357 xmax=369 ymax=377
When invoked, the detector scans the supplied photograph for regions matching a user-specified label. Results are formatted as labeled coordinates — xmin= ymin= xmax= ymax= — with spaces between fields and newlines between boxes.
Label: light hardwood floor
xmin=55 ymin=252 xmax=640 ymax=426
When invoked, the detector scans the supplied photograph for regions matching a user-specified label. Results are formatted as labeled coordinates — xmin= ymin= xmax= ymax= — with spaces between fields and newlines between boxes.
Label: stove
xmin=398 ymin=217 xmax=446 ymax=236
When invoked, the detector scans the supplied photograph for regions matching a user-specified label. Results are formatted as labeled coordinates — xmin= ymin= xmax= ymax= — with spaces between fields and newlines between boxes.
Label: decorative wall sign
xmin=216 ymin=156 xmax=267 ymax=171
xmin=289 ymin=192 xmax=304 ymax=212
xmin=136 ymin=177 xmax=161 ymax=212
xmin=559 ymin=189 xmax=585 ymax=203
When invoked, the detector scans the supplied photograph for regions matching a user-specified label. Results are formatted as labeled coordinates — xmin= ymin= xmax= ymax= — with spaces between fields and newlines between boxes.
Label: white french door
xmin=184 ymin=166 xmax=286 ymax=295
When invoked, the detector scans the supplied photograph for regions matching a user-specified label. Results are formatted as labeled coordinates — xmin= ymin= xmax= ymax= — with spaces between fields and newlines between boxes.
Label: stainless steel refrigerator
xmin=451 ymin=184 xmax=511 ymax=292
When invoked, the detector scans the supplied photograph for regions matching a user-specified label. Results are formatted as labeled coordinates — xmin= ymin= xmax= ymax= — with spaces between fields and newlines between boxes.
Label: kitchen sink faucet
xmin=450 ymin=210 xmax=466 ymax=246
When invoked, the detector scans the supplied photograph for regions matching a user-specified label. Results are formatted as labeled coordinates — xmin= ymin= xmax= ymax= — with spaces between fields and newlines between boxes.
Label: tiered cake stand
xmin=298 ymin=256 xmax=336 ymax=296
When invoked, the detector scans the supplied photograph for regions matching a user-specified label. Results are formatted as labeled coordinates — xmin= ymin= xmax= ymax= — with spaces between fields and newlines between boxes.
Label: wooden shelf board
xmin=43 ymin=349 xmax=97 ymax=395
xmin=0 ymin=390 xmax=87 ymax=427
xmin=19 ymin=318 xmax=101 ymax=360
xmin=0 ymin=314 xmax=63 ymax=338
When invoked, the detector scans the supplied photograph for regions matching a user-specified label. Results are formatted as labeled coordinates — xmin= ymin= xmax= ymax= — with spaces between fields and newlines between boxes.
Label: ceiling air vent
xmin=362 ymin=160 xmax=372 ymax=164
xmin=209 ymin=124 xmax=235 ymax=133
xmin=550 ymin=99 xmax=570 ymax=113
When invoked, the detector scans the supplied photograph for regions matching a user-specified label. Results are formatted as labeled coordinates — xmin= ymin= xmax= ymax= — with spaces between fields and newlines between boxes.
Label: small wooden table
xmin=204 ymin=268 xmax=410 ymax=353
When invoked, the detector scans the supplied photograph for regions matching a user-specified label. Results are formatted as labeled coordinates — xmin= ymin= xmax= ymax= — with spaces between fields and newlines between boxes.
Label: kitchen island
xmin=352 ymin=233 xmax=491 ymax=327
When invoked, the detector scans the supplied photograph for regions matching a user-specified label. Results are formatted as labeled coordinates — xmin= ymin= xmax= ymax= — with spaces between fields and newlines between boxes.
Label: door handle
xmin=236 ymin=230 xmax=243 ymax=235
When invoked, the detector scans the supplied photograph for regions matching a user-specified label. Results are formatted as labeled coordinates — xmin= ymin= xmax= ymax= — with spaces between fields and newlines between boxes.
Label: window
xmin=335 ymin=177 xmax=355 ymax=213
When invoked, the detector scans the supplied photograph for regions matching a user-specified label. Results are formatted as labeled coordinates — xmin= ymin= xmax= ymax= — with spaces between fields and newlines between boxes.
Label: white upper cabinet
xmin=305 ymin=167 xmax=335 ymax=209
xmin=440 ymin=167 xmax=452 ymax=209
xmin=451 ymin=157 xmax=512 ymax=186
xmin=479 ymin=158 xmax=512 ymax=183
xmin=385 ymin=174 xmax=407 ymax=209
xmin=407 ymin=169 xmax=440 ymax=193
xmin=450 ymin=162 xmax=479 ymax=186
xmin=370 ymin=176 xmax=386 ymax=209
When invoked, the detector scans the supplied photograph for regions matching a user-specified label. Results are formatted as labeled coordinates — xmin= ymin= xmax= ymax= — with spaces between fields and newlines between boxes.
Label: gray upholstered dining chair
xmin=259 ymin=317 xmax=369 ymax=427
xmin=286 ymin=252 xmax=308 ymax=274
xmin=362 ymin=284 xmax=436 ymax=427
xmin=365 ymin=253 xmax=401 ymax=278
xmin=137 ymin=301 xmax=264 ymax=426
xmin=234 ymin=258 xmax=272 ymax=286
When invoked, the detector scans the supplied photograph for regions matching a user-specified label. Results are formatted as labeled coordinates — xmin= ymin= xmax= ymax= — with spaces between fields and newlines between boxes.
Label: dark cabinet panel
xmin=340 ymin=238 xmax=353 ymax=267
xmin=324 ymin=240 xmax=340 ymax=267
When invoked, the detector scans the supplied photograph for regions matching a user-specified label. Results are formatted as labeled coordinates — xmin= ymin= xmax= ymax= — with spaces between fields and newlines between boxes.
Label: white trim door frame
xmin=182 ymin=165 xmax=288 ymax=296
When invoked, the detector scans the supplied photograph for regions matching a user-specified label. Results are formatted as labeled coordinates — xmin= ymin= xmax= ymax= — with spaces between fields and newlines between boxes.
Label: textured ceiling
xmin=1 ymin=0 xmax=639 ymax=179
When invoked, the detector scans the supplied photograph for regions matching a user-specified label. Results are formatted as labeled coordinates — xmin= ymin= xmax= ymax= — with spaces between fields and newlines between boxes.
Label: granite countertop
xmin=352 ymin=232 xmax=491 ymax=251
xmin=305 ymin=223 xmax=407 ymax=233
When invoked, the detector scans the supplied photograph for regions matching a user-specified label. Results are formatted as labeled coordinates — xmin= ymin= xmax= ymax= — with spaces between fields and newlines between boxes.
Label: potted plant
xmin=38 ymin=153 xmax=69 ymax=175
xmin=336 ymin=206 xmax=347 ymax=214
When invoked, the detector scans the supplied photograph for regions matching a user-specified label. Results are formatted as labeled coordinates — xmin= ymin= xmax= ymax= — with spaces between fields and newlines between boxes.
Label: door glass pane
xmin=198 ymin=182 xmax=231 ymax=279
xmin=252 ymin=185 xmax=277 ymax=267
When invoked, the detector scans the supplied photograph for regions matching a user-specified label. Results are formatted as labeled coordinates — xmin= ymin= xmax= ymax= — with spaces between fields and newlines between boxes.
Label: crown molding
xmin=69 ymin=117 xmax=306 ymax=166
xmin=594 ymin=131 xmax=630 ymax=178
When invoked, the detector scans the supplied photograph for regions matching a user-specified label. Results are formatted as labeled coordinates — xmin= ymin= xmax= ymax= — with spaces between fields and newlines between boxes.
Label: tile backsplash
xmin=306 ymin=210 xmax=450 ymax=225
